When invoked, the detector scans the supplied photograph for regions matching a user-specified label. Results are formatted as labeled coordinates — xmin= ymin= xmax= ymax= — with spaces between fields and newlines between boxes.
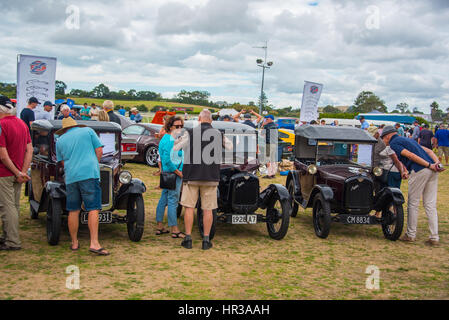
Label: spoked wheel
xmin=266 ymin=194 xmax=291 ymax=240
xmin=47 ymin=197 xmax=62 ymax=246
xmin=28 ymin=182 xmax=39 ymax=220
xmin=287 ymin=179 xmax=299 ymax=218
xmin=145 ymin=145 xmax=159 ymax=167
xmin=197 ymin=203 xmax=217 ymax=241
xmin=381 ymin=202 xmax=404 ymax=241
xmin=127 ymin=194 xmax=145 ymax=242
xmin=312 ymin=193 xmax=331 ymax=239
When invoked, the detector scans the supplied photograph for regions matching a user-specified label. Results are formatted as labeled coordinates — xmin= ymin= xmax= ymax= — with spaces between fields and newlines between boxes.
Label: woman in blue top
xmin=155 ymin=116 xmax=185 ymax=238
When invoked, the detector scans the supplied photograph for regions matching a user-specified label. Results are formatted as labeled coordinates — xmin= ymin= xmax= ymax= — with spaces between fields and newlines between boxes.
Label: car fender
xmin=306 ymin=185 xmax=334 ymax=207
xmin=115 ymin=179 xmax=147 ymax=210
xmin=373 ymin=187 xmax=404 ymax=211
xmin=259 ymin=183 xmax=291 ymax=209
xmin=286 ymin=170 xmax=301 ymax=199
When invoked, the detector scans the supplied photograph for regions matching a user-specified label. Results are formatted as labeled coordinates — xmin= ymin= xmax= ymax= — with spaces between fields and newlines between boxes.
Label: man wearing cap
xmin=359 ymin=116 xmax=369 ymax=130
xmin=55 ymin=117 xmax=109 ymax=255
xmin=262 ymin=115 xmax=278 ymax=179
xmin=411 ymin=121 xmax=421 ymax=141
xmin=381 ymin=125 xmax=444 ymax=246
xmin=20 ymin=97 xmax=39 ymax=134
xmin=0 ymin=96 xmax=33 ymax=251
xmin=35 ymin=101 xmax=54 ymax=121
xmin=233 ymin=110 xmax=263 ymax=128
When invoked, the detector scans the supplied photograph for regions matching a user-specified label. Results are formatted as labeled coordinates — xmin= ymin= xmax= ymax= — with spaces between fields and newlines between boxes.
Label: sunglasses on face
xmin=173 ymin=125 xmax=183 ymax=129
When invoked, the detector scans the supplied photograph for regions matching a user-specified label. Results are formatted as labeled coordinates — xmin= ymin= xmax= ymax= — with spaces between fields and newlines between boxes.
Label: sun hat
xmin=367 ymin=126 xmax=379 ymax=137
xmin=55 ymin=117 xmax=86 ymax=135
xmin=131 ymin=107 xmax=138 ymax=112
xmin=380 ymin=125 xmax=397 ymax=138
xmin=265 ymin=115 xmax=274 ymax=121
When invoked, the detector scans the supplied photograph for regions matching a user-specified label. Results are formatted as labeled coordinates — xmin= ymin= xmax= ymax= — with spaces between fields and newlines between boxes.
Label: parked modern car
xmin=26 ymin=120 xmax=147 ymax=245
xmin=285 ymin=125 xmax=404 ymax=241
xmin=122 ymin=123 xmax=162 ymax=166
xmin=278 ymin=129 xmax=295 ymax=146
xmin=178 ymin=121 xmax=292 ymax=241
xmin=276 ymin=118 xmax=297 ymax=130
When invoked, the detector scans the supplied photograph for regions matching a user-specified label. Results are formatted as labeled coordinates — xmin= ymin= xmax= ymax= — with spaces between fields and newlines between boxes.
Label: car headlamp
xmin=373 ymin=167 xmax=383 ymax=177
xmin=307 ymin=164 xmax=318 ymax=175
xmin=119 ymin=171 xmax=132 ymax=184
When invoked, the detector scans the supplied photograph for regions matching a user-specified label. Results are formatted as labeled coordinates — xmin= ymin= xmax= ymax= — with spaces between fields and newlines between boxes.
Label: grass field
xmin=67 ymin=97 xmax=217 ymax=114
xmin=1 ymin=163 xmax=448 ymax=300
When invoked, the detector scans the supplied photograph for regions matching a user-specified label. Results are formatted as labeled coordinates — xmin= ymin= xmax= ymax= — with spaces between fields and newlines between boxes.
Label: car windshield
xmin=315 ymin=141 xmax=373 ymax=168
xmin=223 ymin=133 xmax=258 ymax=164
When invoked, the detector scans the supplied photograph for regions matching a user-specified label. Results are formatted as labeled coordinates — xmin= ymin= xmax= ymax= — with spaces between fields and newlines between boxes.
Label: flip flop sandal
xmin=156 ymin=229 xmax=170 ymax=235
xmin=89 ymin=248 xmax=110 ymax=256
xmin=70 ymin=243 xmax=80 ymax=251
xmin=172 ymin=232 xmax=186 ymax=239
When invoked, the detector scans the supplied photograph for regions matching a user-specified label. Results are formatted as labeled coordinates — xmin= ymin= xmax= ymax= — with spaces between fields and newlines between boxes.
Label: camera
xmin=437 ymin=163 xmax=444 ymax=170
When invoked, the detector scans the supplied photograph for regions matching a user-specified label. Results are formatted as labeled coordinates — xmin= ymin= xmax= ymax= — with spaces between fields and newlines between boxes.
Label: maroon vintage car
xmin=122 ymin=123 xmax=162 ymax=166
xmin=285 ymin=125 xmax=404 ymax=241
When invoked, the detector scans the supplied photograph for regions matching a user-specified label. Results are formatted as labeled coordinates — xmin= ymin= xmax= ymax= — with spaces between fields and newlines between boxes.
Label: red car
xmin=122 ymin=123 xmax=162 ymax=166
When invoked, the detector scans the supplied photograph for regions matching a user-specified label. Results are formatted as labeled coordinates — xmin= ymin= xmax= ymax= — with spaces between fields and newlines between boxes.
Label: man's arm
xmin=250 ymin=110 xmax=263 ymax=123
xmin=173 ymin=131 xmax=189 ymax=151
xmin=233 ymin=110 xmax=244 ymax=122
xmin=400 ymin=148 xmax=439 ymax=171
xmin=95 ymin=147 xmax=103 ymax=162
xmin=21 ymin=143 xmax=33 ymax=174
xmin=421 ymin=146 xmax=439 ymax=163
xmin=0 ymin=147 xmax=30 ymax=182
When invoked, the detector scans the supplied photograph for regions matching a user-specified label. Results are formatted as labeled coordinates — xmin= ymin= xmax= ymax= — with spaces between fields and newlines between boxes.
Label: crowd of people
xmin=0 ymin=93 xmax=447 ymax=252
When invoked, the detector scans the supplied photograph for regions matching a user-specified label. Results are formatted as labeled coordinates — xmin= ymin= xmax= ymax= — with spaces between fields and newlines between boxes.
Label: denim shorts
xmin=66 ymin=179 xmax=102 ymax=212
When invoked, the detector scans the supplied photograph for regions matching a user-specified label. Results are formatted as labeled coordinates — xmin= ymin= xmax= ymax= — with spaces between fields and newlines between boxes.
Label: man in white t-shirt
xmin=35 ymin=101 xmax=54 ymax=121
xmin=233 ymin=109 xmax=263 ymax=128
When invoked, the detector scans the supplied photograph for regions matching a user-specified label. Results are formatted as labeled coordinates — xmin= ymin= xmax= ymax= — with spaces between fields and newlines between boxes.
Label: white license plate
xmin=81 ymin=212 xmax=112 ymax=225
xmin=231 ymin=215 xmax=257 ymax=224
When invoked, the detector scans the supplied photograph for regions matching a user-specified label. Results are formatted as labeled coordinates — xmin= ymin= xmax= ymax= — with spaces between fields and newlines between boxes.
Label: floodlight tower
xmin=254 ymin=41 xmax=273 ymax=115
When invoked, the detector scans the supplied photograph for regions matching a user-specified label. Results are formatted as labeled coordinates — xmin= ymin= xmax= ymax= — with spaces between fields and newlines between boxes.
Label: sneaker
xmin=181 ymin=238 xmax=192 ymax=249
xmin=400 ymin=234 xmax=416 ymax=242
xmin=425 ymin=239 xmax=440 ymax=247
xmin=262 ymin=176 xmax=271 ymax=179
xmin=202 ymin=240 xmax=213 ymax=250
xmin=0 ymin=244 xmax=21 ymax=251
xmin=0 ymin=238 xmax=5 ymax=245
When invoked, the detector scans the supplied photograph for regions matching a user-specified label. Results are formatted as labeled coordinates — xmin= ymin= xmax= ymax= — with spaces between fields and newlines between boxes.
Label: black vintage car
xmin=26 ymin=120 xmax=146 ymax=245
xmin=178 ymin=121 xmax=292 ymax=240
xmin=285 ymin=125 xmax=404 ymax=240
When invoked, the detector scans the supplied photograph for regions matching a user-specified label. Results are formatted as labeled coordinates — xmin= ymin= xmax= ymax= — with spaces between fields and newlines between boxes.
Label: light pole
xmin=255 ymin=41 xmax=273 ymax=115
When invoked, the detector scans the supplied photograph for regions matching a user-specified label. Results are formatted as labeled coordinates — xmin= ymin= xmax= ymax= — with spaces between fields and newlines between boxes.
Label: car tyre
xmin=381 ymin=202 xmax=404 ymax=241
xmin=312 ymin=193 xmax=331 ymax=239
xmin=287 ymin=179 xmax=299 ymax=218
xmin=127 ymin=194 xmax=145 ymax=242
xmin=197 ymin=203 xmax=217 ymax=241
xmin=47 ymin=197 xmax=62 ymax=246
xmin=266 ymin=193 xmax=291 ymax=240
xmin=28 ymin=182 xmax=39 ymax=220
xmin=145 ymin=145 xmax=159 ymax=167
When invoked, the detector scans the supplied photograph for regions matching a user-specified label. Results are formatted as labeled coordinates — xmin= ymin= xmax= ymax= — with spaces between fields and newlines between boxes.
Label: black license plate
xmin=81 ymin=212 xmax=112 ymax=225
xmin=343 ymin=215 xmax=374 ymax=225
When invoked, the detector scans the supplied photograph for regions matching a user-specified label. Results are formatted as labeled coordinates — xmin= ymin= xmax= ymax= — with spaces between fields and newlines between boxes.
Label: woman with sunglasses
xmin=155 ymin=116 xmax=186 ymax=238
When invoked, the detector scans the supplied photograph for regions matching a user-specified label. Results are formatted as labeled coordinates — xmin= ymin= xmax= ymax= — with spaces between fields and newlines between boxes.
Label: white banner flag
xmin=17 ymin=54 xmax=57 ymax=118
xmin=300 ymin=81 xmax=323 ymax=123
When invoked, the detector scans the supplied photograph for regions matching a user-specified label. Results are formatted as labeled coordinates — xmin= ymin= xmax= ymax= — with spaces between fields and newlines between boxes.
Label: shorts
xmin=180 ymin=183 xmax=218 ymax=210
xmin=438 ymin=146 xmax=449 ymax=157
xmin=66 ymin=179 xmax=102 ymax=212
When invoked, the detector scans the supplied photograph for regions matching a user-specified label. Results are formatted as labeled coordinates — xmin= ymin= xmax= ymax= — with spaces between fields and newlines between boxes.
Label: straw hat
xmin=367 ymin=126 xmax=379 ymax=137
xmin=131 ymin=107 xmax=138 ymax=112
xmin=55 ymin=117 xmax=86 ymax=135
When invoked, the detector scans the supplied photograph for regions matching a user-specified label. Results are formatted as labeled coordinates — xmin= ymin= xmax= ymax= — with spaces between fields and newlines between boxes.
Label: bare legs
xmin=68 ymin=210 xmax=107 ymax=253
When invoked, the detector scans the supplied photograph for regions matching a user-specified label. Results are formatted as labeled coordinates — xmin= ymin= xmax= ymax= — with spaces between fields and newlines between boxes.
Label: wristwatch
xmin=427 ymin=163 xmax=431 ymax=168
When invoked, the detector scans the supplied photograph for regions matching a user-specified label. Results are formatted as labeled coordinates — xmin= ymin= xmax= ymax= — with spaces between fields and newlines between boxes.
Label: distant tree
xmin=55 ymin=80 xmax=67 ymax=95
xmin=430 ymin=101 xmax=443 ymax=121
xmin=90 ymin=83 xmax=110 ymax=99
xmin=412 ymin=107 xmax=423 ymax=114
xmin=351 ymin=91 xmax=387 ymax=113
xmin=391 ymin=109 xmax=400 ymax=114
xmin=322 ymin=105 xmax=341 ymax=113
xmin=396 ymin=102 xmax=409 ymax=114
xmin=248 ymin=101 xmax=255 ymax=106
xmin=258 ymin=91 xmax=268 ymax=110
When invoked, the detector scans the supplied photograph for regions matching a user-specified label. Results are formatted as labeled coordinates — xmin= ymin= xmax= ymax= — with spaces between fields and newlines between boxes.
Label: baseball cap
xmin=265 ymin=115 xmax=274 ymax=121
xmin=380 ymin=125 xmax=397 ymax=138
xmin=244 ymin=113 xmax=252 ymax=119
xmin=43 ymin=101 xmax=55 ymax=107
xmin=28 ymin=97 xmax=40 ymax=104
xmin=0 ymin=95 xmax=14 ymax=109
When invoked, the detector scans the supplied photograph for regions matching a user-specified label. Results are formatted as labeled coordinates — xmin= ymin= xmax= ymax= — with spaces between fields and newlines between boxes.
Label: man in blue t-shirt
xmin=20 ymin=97 xmax=39 ymax=134
xmin=434 ymin=124 xmax=449 ymax=166
xmin=381 ymin=126 xmax=444 ymax=246
xmin=118 ymin=106 xmax=126 ymax=116
xmin=55 ymin=118 xmax=109 ymax=255
xmin=359 ymin=116 xmax=369 ymax=130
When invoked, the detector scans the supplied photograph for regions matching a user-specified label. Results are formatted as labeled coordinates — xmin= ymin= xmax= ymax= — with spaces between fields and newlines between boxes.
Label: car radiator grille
xmin=230 ymin=173 xmax=259 ymax=214
xmin=100 ymin=167 xmax=113 ymax=208
xmin=344 ymin=176 xmax=373 ymax=213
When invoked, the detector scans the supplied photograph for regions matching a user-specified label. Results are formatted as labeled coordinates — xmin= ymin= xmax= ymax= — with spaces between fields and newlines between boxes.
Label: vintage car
xmin=285 ymin=125 xmax=404 ymax=241
xmin=26 ymin=120 xmax=147 ymax=245
xmin=178 ymin=121 xmax=292 ymax=240
xmin=122 ymin=123 xmax=162 ymax=166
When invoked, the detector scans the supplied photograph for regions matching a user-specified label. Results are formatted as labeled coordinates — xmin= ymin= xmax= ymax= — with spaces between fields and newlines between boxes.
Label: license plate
xmin=81 ymin=212 xmax=112 ymax=225
xmin=231 ymin=215 xmax=257 ymax=224
xmin=344 ymin=215 xmax=372 ymax=225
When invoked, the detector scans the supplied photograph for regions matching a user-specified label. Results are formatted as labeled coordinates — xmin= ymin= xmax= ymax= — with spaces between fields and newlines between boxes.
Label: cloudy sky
xmin=1 ymin=0 xmax=448 ymax=112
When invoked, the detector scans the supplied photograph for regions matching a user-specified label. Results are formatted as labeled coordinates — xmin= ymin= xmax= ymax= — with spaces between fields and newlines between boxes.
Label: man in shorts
xmin=55 ymin=117 xmax=109 ymax=255
xmin=175 ymin=110 xmax=232 ymax=250
xmin=434 ymin=123 xmax=449 ymax=166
